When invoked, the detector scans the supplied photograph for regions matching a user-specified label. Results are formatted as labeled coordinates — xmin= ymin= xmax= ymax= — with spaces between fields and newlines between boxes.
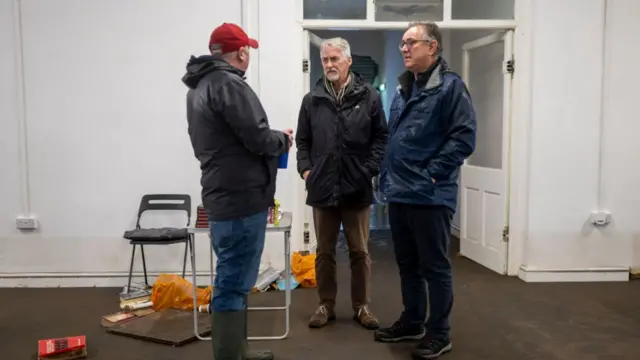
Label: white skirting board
xmin=518 ymin=266 xmax=630 ymax=282
xmin=451 ymin=225 xmax=460 ymax=238
xmin=0 ymin=271 xmax=217 ymax=288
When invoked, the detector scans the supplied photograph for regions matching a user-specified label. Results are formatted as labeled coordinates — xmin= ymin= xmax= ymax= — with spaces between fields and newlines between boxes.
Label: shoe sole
xmin=373 ymin=331 xmax=426 ymax=343
xmin=411 ymin=343 xmax=453 ymax=359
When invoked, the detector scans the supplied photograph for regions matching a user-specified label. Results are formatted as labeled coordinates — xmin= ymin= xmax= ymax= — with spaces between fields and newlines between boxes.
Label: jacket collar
xmin=397 ymin=57 xmax=449 ymax=97
xmin=312 ymin=71 xmax=368 ymax=100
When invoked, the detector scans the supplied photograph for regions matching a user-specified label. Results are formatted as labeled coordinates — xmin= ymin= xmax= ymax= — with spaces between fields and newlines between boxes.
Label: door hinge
xmin=502 ymin=225 xmax=510 ymax=242
xmin=503 ymin=59 xmax=515 ymax=75
xmin=302 ymin=59 xmax=309 ymax=73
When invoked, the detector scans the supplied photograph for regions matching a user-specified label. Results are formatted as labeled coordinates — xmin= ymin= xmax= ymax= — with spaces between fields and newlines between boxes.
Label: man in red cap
xmin=184 ymin=22 xmax=292 ymax=360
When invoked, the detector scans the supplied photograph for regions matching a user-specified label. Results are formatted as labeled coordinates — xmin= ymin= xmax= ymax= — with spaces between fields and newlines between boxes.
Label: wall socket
xmin=16 ymin=216 xmax=39 ymax=230
xmin=589 ymin=212 xmax=612 ymax=226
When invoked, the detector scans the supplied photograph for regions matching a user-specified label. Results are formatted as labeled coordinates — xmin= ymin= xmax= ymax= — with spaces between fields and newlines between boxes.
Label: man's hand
xmin=283 ymin=128 xmax=294 ymax=148
xmin=303 ymin=170 xmax=310 ymax=180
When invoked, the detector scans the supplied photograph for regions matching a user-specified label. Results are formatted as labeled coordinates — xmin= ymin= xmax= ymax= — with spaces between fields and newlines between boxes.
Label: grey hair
xmin=320 ymin=37 xmax=352 ymax=59
xmin=408 ymin=21 xmax=443 ymax=55
xmin=211 ymin=45 xmax=249 ymax=60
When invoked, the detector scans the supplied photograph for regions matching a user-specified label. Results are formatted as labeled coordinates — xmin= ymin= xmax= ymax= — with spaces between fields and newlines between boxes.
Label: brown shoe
xmin=308 ymin=305 xmax=336 ymax=328
xmin=353 ymin=305 xmax=380 ymax=330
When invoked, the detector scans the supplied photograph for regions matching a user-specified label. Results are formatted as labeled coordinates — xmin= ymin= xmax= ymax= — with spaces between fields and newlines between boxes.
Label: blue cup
xmin=278 ymin=152 xmax=289 ymax=169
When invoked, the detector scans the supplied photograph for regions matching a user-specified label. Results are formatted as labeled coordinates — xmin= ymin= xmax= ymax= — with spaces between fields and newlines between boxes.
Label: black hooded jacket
xmin=183 ymin=55 xmax=288 ymax=221
xmin=295 ymin=74 xmax=388 ymax=208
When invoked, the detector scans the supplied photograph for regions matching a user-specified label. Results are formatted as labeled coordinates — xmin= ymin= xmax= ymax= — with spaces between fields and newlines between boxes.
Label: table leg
xmin=284 ymin=230 xmax=291 ymax=338
xmin=248 ymin=230 xmax=291 ymax=340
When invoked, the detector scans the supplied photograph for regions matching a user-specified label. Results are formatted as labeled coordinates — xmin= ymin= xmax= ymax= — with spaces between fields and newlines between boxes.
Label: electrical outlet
xmin=16 ymin=216 xmax=38 ymax=230
xmin=589 ymin=212 xmax=612 ymax=226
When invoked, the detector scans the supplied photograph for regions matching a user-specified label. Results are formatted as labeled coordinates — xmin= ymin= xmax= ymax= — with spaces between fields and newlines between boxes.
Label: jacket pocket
xmin=340 ymin=155 xmax=372 ymax=196
xmin=305 ymin=155 xmax=334 ymax=205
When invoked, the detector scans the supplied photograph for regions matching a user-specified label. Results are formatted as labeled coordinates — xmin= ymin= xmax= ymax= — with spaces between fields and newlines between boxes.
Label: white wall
xmin=603 ymin=0 xmax=640 ymax=270
xmin=0 ymin=0 xmax=24 ymax=268
xmin=521 ymin=0 xmax=640 ymax=277
xmin=0 ymin=0 xmax=304 ymax=287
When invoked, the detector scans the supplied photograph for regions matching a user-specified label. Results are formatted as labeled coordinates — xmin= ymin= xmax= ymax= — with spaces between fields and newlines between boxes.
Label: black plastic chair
xmin=123 ymin=194 xmax=194 ymax=293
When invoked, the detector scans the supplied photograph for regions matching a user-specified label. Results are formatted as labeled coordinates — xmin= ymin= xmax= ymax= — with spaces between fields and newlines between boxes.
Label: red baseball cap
xmin=209 ymin=23 xmax=259 ymax=54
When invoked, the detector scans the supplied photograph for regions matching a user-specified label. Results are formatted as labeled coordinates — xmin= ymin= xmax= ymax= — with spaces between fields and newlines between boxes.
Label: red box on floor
xmin=38 ymin=336 xmax=87 ymax=359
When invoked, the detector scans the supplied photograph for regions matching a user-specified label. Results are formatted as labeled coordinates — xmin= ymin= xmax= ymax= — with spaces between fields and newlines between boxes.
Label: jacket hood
xmin=181 ymin=55 xmax=244 ymax=89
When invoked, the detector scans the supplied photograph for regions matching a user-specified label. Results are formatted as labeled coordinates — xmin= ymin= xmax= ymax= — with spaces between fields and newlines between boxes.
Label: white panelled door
xmin=459 ymin=30 xmax=514 ymax=275
xmin=301 ymin=29 xmax=321 ymax=252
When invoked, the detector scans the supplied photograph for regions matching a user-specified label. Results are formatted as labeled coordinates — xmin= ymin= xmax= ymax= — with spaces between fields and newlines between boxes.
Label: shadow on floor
xmin=1 ymin=230 xmax=638 ymax=360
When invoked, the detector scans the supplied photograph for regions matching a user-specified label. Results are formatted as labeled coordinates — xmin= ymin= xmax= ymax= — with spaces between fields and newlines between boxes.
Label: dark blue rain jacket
xmin=379 ymin=58 xmax=476 ymax=212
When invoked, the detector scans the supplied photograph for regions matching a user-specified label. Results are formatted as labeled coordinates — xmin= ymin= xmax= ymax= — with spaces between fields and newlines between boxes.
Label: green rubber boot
xmin=211 ymin=309 xmax=274 ymax=360
xmin=211 ymin=311 xmax=244 ymax=360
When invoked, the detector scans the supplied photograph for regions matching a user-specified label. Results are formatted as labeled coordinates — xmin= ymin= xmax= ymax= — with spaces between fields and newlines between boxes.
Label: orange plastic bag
xmin=291 ymin=251 xmax=317 ymax=288
xmin=151 ymin=273 xmax=212 ymax=311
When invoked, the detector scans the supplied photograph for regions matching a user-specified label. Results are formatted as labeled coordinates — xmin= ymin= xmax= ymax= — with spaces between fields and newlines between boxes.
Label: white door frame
xmin=459 ymin=30 xmax=514 ymax=275
xmin=295 ymin=0 xmax=533 ymax=277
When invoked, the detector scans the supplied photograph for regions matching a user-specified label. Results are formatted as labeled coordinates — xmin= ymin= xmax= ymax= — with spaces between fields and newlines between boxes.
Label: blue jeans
xmin=209 ymin=210 xmax=268 ymax=312
xmin=388 ymin=203 xmax=454 ymax=340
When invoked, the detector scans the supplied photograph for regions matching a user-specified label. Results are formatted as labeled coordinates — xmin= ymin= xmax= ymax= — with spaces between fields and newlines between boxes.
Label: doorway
xmin=301 ymin=27 xmax=515 ymax=275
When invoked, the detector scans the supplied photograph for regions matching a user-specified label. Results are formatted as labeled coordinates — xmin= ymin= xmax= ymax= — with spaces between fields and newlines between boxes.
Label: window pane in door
xmin=375 ymin=0 xmax=443 ymax=22
xmin=466 ymin=40 xmax=504 ymax=169
xmin=451 ymin=0 xmax=514 ymax=20
xmin=303 ymin=0 xmax=367 ymax=20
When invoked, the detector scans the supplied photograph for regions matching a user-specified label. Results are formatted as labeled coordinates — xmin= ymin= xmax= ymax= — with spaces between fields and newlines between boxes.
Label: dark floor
xmin=1 ymin=230 xmax=639 ymax=360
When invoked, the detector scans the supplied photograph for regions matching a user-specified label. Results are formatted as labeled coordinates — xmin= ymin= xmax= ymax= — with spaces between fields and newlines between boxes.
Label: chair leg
xmin=140 ymin=244 xmax=149 ymax=287
xmin=127 ymin=245 xmax=136 ymax=294
xmin=182 ymin=237 xmax=189 ymax=279
xmin=188 ymin=236 xmax=196 ymax=283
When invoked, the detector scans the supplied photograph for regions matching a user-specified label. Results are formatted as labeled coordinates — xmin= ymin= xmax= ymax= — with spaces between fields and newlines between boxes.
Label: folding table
xmin=188 ymin=212 xmax=292 ymax=341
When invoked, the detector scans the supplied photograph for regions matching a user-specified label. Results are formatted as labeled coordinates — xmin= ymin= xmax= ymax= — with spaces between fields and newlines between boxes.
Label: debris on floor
xmin=101 ymin=282 xmax=156 ymax=328
xmin=101 ymin=312 xmax=135 ymax=328
xmin=37 ymin=335 xmax=87 ymax=360
xmin=255 ymin=266 xmax=282 ymax=292
xmin=292 ymin=251 xmax=317 ymax=288
xmin=151 ymin=273 xmax=211 ymax=311
xmin=119 ymin=284 xmax=152 ymax=311
xmin=275 ymin=273 xmax=300 ymax=291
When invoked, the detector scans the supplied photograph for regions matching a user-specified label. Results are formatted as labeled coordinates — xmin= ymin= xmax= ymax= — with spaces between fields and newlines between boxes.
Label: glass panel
xmin=451 ymin=0 xmax=515 ymax=20
xmin=303 ymin=0 xmax=367 ymax=20
xmin=375 ymin=0 xmax=443 ymax=22
xmin=466 ymin=40 xmax=504 ymax=169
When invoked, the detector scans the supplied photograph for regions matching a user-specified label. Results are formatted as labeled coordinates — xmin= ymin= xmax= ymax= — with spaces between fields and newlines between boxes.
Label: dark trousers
xmin=209 ymin=210 xmax=268 ymax=312
xmin=388 ymin=203 xmax=453 ymax=340
xmin=313 ymin=205 xmax=371 ymax=311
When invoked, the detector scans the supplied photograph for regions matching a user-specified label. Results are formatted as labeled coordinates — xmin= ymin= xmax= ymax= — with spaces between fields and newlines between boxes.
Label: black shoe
xmin=373 ymin=321 xmax=425 ymax=343
xmin=411 ymin=337 xmax=452 ymax=359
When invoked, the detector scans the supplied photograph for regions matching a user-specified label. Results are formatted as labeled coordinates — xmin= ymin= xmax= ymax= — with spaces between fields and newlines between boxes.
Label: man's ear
xmin=239 ymin=47 xmax=249 ymax=61
xmin=429 ymin=40 xmax=440 ymax=56
xmin=347 ymin=57 xmax=353 ymax=67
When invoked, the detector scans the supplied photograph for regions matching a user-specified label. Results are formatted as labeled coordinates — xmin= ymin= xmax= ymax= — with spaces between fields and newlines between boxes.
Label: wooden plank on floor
xmin=106 ymin=308 xmax=210 ymax=346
